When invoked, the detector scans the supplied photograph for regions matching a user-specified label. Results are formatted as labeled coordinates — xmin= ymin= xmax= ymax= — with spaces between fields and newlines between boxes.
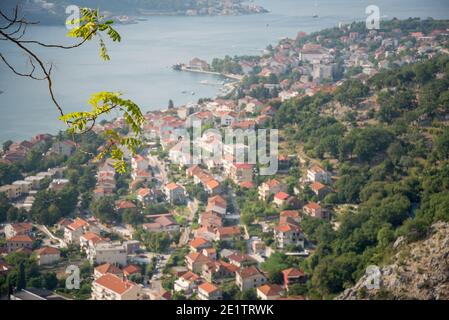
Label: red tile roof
xmin=94 ymin=273 xmax=136 ymax=295
xmin=35 ymin=246 xmax=60 ymax=255
xmin=95 ymin=263 xmax=122 ymax=276
xmin=116 ymin=200 xmax=137 ymax=210
xmin=199 ymin=282 xmax=220 ymax=294
xmin=280 ymin=210 xmax=301 ymax=218
xmin=81 ymin=231 xmax=104 ymax=243
xmin=137 ymin=188 xmax=150 ymax=197
xmin=165 ymin=182 xmax=181 ymax=191
xmin=180 ymin=271 xmax=200 ymax=282
xmin=258 ymin=284 xmax=283 ymax=296
xmin=206 ymin=179 xmax=220 ymax=189
xmin=186 ymin=252 xmax=210 ymax=264
xmin=216 ymin=226 xmax=240 ymax=237
xmin=239 ymin=181 xmax=255 ymax=189
xmin=67 ymin=218 xmax=89 ymax=231
xmin=265 ymin=179 xmax=281 ymax=188
xmin=207 ymin=195 xmax=227 ymax=208
xmin=237 ymin=266 xmax=264 ymax=279
xmin=123 ymin=264 xmax=141 ymax=276
xmin=304 ymin=202 xmax=321 ymax=210
xmin=311 ymin=182 xmax=326 ymax=191
xmin=274 ymin=192 xmax=290 ymax=201
xmin=7 ymin=235 xmax=33 ymax=243
xmin=189 ymin=237 xmax=211 ymax=249
xmin=282 ymin=268 xmax=305 ymax=278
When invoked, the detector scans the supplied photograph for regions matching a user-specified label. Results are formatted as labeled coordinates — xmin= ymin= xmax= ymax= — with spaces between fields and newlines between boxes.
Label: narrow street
xmin=148 ymin=154 xmax=168 ymax=185
xmin=35 ymin=224 xmax=67 ymax=248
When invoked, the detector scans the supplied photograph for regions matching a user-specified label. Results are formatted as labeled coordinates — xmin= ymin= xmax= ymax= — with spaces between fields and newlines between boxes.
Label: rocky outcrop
xmin=337 ymin=222 xmax=449 ymax=300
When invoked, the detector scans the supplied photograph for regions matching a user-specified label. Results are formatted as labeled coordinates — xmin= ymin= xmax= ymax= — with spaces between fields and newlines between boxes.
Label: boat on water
xmin=313 ymin=0 xmax=319 ymax=18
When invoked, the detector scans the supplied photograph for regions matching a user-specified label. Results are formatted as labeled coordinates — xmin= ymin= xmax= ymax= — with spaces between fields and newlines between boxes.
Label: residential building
xmin=51 ymin=140 xmax=75 ymax=157
xmin=94 ymin=263 xmax=123 ymax=280
xmin=131 ymin=155 xmax=148 ymax=172
xmin=229 ymin=163 xmax=253 ymax=184
xmin=274 ymin=218 xmax=305 ymax=249
xmin=198 ymin=282 xmax=222 ymax=300
xmin=215 ymin=226 xmax=241 ymax=242
xmin=273 ymin=191 xmax=290 ymax=207
xmin=202 ymin=247 xmax=217 ymax=260
xmin=257 ymin=284 xmax=284 ymax=300
xmin=251 ymin=239 xmax=266 ymax=255
xmin=202 ymin=260 xmax=238 ymax=283
xmin=282 ymin=268 xmax=307 ymax=290
xmin=313 ymin=63 xmax=334 ymax=81
xmin=142 ymin=216 xmax=180 ymax=233
xmin=116 ymin=200 xmax=137 ymax=213
xmin=34 ymin=247 xmax=60 ymax=266
xmin=174 ymin=271 xmax=201 ymax=295
xmin=91 ymin=273 xmax=141 ymax=300
xmin=236 ymin=266 xmax=267 ymax=291
xmin=136 ymin=188 xmax=152 ymax=203
xmin=49 ymin=179 xmax=69 ymax=192
xmin=4 ymin=222 xmax=33 ymax=239
xmin=64 ymin=218 xmax=90 ymax=244
xmin=199 ymin=212 xmax=223 ymax=230
xmin=307 ymin=165 xmax=331 ymax=184
xmin=258 ymin=179 xmax=287 ymax=201
xmin=206 ymin=196 xmax=227 ymax=216
xmin=88 ymin=242 xmax=128 ymax=266
xmin=280 ymin=210 xmax=302 ymax=223
xmin=185 ymin=252 xmax=211 ymax=274
xmin=123 ymin=264 xmax=142 ymax=278
xmin=12 ymin=180 xmax=32 ymax=195
xmin=189 ymin=237 xmax=212 ymax=253
xmin=310 ymin=182 xmax=330 ymax=199
xmin=228 ymin=253 xmax=258 ymax=268
xmin=6 ymin=235 xmax=33 ymax=252
xmin=0 ymin=184 xmax=21 ymax=200
xmin=79 ymin=231 xmax=107 ymax=252
xmin=303 ymin=202 xmax=324 ymax=219
xmin=164 ymin=182 xmax=186 ymax=204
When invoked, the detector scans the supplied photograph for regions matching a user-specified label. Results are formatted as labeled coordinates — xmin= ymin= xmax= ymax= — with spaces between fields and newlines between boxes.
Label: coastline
xmin=176 ymin=66 xmax=244 ymax=81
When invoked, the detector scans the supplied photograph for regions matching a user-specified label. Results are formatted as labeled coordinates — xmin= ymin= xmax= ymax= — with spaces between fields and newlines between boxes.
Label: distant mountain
xmin=0 ymin=0 xmax=267 ymax=25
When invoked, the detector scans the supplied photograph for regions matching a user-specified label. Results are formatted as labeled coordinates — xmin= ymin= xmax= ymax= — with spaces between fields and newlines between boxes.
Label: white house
xmin=91 ymin=273 xmax=141 ymax=300
xmin=198 ymin=282 xmax=222 ymax=300
xmin=164 ymin=182 xmax=186 ymax=204
xmin=35 ymin=247 xmax=61 ymax=266
xmin=307 ymin=165 xmax=331 ymax=184
xmin=88 ymin=242 xmax=128 ymax=266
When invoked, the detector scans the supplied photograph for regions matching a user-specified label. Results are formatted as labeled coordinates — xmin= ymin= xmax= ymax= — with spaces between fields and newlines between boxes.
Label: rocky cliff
xmin=337 ymin=222 xmax=449 ymax=300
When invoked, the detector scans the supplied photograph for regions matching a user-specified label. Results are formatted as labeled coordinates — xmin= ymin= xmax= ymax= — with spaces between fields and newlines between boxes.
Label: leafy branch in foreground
xmin=0 ymin=6 xmax=144 ymax=173
xmin=60 ymin=92 xmax=145 ymax=174
xmin=66 ymin=8 xmax=121 ymax=61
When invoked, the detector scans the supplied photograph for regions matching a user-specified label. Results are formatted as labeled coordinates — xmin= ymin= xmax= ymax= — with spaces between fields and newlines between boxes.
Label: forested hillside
xmin=272 ymin=54 xmax=449 ymax=298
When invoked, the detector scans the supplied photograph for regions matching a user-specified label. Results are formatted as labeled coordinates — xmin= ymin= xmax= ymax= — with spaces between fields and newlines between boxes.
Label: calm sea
xmin=0 ymin=0 xmax=448 ymax=142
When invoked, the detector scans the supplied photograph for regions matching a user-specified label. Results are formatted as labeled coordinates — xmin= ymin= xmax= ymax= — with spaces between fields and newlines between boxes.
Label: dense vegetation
xmin=271 ymin=54 xmax=449 ymax=298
